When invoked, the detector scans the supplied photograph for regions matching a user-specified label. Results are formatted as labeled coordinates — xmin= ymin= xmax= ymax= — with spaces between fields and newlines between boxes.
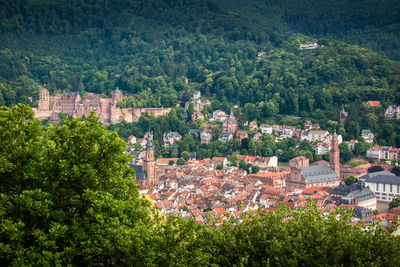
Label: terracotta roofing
xmin=365 ymin=101 xmax=381 ymax=106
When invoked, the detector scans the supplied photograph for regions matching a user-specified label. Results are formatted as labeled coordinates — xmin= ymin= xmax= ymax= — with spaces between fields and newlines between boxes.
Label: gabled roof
xmin=346 ymin=188 xmax=375 ymax=202
xmin=365 ymin=175 xmax=400 ymax=185
xmin=361 ymin=171 xmax=394 ymax=180
xmin=353 ymin=206 xmax=373 ymax=219
xmin=300 ymin=165 xmax=339 ymax=184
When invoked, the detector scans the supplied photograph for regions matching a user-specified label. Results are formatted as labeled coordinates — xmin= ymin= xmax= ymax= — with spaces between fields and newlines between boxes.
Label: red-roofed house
xmin=365 ymin=101 xmax=381 ymax=107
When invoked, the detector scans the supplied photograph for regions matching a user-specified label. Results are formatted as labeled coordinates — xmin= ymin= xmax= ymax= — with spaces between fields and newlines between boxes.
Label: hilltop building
xmin=33 ymin=87 xmax=171 ymax=124
xmin=184 ymin=91 xmax=211 ymax=112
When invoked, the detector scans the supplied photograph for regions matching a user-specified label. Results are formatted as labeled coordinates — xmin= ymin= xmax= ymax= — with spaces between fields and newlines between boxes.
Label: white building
xmin=361 ymin=129 xmax=374 ymax=143
xmin=301 ymin=130 xmax=329 ymax=142
xmin=364 ymin=175 xmax=400 ymax=203
xmin=212 ymin=110 xmax=227 ymax=122
xmin=260 ymin=124 xmax=273 ymax=135
xmin=163 ymin=131 xmax=182 ymax=145
xmin=340 ymin=187 xmax=377 ymax=210
xmin=385 ymin=105 xmax=400 ymax=120
xmin=313 ymin=142 xmax=331 ymax=155
xmin=128 ymin=135 xmax=137 ymax=144
xmin=200 ymin=131 xmax=212 ymax=144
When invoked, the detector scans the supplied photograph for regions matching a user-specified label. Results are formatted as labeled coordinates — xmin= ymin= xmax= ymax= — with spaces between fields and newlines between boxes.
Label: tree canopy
xmin=2 ymin=105 xmax=400 ymax=265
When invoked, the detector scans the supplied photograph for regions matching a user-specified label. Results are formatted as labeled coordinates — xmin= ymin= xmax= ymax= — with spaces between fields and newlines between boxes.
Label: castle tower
xmin=330 ymin=132 xmax=341 ymax=178
xmin=143 ymin=134 xmax=156 ymax=185
xmin=112 ymin=87 xmax=123 ymax=104
xmin=38 ymin=88 xmax=50 ymax=110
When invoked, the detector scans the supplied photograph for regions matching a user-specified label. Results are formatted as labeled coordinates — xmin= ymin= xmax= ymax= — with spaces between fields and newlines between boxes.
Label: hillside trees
xmin=0 ymin=105 xmax=159 ymax=265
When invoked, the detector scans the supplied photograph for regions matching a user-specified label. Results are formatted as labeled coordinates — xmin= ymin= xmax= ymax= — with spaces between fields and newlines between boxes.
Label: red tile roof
xmin=366 ymin=101 xmax=381 ymax=107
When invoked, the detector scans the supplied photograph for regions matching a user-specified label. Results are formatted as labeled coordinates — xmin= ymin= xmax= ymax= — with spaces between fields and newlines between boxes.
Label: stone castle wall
xmin=34 ymin=88 xmax=171 ymax=124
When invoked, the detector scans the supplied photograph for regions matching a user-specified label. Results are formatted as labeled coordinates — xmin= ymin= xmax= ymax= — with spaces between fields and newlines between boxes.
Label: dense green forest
xmin=282 ymin=0 xmax=400 ymax=60
xmin=2 ymin=105 xmax=400 ymax=265
xmin=0 ymin=0 xmax=399 ymax=124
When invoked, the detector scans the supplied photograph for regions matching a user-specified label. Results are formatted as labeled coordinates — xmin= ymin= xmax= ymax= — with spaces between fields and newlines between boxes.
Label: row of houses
xmin=366 ymin=146 xmax=400 ymax=161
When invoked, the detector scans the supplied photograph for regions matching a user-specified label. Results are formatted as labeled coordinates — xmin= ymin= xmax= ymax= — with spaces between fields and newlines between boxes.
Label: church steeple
xmin=330 ymin=132 xmax=340 ymax=178
xmin=143 ymin=133 xmax=156 ymax=185
xmin=340 ymin=105 xmax=348 ymax=124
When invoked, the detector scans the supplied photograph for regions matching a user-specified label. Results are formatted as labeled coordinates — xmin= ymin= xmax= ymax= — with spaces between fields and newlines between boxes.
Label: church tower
xmin=339 ymin=105 xmax=348 ymax=124
xmin=38 ymin=88 xmax=50 ymax=110
xmin=330 ymin=132 xmax=340 ymax=178
xmin=143 ymin=134 xmax=156 ymax=185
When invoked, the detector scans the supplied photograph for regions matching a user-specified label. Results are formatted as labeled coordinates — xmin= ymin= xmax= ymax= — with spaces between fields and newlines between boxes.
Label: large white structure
xmin=364 ymin=175 xmax=400 ymax=203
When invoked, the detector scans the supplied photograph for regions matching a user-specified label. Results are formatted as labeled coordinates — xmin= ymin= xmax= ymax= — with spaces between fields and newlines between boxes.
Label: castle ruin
xmin=33 ymin=87 xmax=171 ymax=124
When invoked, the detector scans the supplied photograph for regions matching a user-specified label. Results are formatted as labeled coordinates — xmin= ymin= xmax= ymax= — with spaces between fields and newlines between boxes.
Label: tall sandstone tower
xmin=330 ymin=132 xmax=340 ymax=178
xmin=112 ymin=87 xmax=123 ymax=104
xmin=143 ymin=135 xmax=156 ymax=185
xmin=38 ymin=88 xmax=50 ymax=110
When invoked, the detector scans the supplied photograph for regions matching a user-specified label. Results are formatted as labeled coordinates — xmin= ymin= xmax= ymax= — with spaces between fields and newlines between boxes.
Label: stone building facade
xmin=33 ymin=87 xmax=171 ymax=124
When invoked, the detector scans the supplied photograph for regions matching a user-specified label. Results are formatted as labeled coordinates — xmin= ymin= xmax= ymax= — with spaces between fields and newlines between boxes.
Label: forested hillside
xmin=0 ymin=0 xmax=399 ymax=123
xmin=282 ymin=0 xmax=400 ymax=60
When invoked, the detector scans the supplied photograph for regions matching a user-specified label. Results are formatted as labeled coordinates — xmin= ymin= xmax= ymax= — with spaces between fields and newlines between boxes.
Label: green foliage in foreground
xmin=1 ymin=105 xmax=400 ymax=266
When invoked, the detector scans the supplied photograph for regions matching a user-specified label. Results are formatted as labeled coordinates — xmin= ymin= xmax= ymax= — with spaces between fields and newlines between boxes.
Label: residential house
xmin=365 ymin=101 xmax=380 ymax=107
xmin=218 ymin=132 xmax=233 ymax=142
xmin=249 ymin=121 xmax=258 ymax=131
xmin=347 ymin=140 xmax=358 ymax=151
xmin=299 ymin=42 xmax=321 ymax=49
xmin=260 ymin=124 xmax=273 ymax=135
xmin=128 ymin=135 xmax=137 ymax=144
xmin=385 ymin=105 xmax=400 ymax=120
xmin=340 ymin=187 xmax=377 ymax=210
xmin=163 ymin=131 xmax=182 ymax=145
xmin=366 ymin=146 xmax=392 ymax=161
xmin=304 ymin=121 xmax=320 ymax=131
xmin=253 ymin=132 xmax=262 ymax=141
xmin=212 ymin=110 xmax=227 ymax=121
xmin=362 ymin=129 xmax=374 ymax=143
xmin=388 ymin=148 xmax=400 ymax=161
xmin=138 ymin=137 xmax=147 ymax=149
xmin=236 ymin=130 xmax=248 ymax=143
xmin=200 ymin=130 xmax=212 ymax=144
xmin=221 ymin=110 xmax=237 ymax=133
xmin=313 ymin=142 xmax=331 ymax=155
xmin=188 ymin=129 xmax=199 ymax=137
xmin=301 ymin=130 xmax=329 ymax=142
xmin=281 ymin=126 xmax=296 ymax=138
